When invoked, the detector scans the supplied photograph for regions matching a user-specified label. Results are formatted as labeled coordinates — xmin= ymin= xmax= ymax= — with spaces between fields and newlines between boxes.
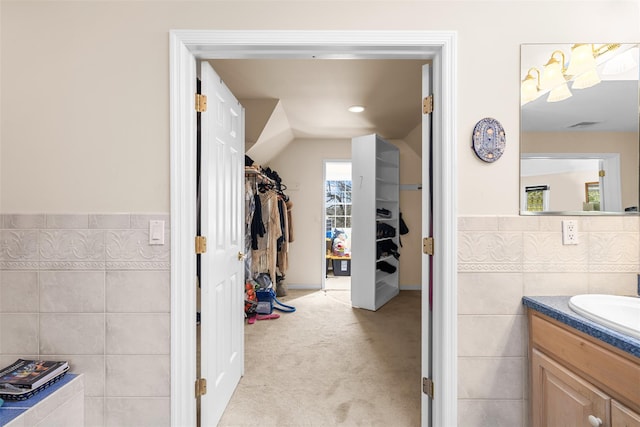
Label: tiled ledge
xmin=522 ymin=296 xmax=640 ymax=358
xmin=0 ymin=373 xmax=84 ymax=427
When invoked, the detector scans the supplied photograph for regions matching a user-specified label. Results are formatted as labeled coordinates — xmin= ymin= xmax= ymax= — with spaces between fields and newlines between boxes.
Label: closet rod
xmin=245 ymin=166 xmax=276 ymax=185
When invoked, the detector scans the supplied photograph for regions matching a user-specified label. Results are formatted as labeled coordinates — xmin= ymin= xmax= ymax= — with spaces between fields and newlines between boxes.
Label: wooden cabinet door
xmin=532 ymin=349 xmax=611 ymax=427
xmin=612 ymin=400 xmax=640 ymax=427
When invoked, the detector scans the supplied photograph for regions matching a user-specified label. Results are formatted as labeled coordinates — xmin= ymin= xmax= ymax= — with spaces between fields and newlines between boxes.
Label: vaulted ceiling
xmin=208 ymin=58 xmax=429 ymax=163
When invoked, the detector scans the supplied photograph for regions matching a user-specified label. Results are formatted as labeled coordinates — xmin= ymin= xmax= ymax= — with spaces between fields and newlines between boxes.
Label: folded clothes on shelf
xmin=377 ymin=222 xmax=396 ymax=238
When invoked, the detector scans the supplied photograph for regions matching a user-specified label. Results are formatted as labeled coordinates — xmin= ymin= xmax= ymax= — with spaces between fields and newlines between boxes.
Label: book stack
xmin=0 ymin=359 xmax=69 ymax=401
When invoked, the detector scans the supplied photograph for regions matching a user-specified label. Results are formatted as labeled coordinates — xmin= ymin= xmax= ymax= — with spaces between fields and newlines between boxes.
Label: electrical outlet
xmin=562 ymin=220 xmax=578 ymax=245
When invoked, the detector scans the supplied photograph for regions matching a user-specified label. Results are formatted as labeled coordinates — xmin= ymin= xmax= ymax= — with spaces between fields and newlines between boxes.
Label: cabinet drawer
xmin=530 ymin=312 xmax=640 ymax=413
xmin=612 ymin=400 xmax=640 ymax=427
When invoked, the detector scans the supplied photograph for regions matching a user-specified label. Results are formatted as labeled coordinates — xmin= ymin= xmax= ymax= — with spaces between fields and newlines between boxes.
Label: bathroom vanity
xmin=523 ymin=296 xmax=640 ymax=427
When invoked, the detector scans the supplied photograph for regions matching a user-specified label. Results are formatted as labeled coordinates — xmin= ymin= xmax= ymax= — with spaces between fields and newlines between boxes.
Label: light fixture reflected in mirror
xmin=521 ymin=68 xmax=540 ymax=105
xmin=520 ymin=43 xmax=629 ymax=106
xmin=566 ymin=44 xmax=597 ymax=76
xmin=541 ymin=50 xmax=567 ymax=91
xmin=547 ymin=83 xmax=572 ymax=102
xmin=572 ymin=68 xmax=601 ymax=89
xmin=602 ymin=48 xmax=638 ymax=75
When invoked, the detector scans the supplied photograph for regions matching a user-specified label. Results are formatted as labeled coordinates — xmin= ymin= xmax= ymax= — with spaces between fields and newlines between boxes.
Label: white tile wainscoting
xmin=2 ymin=213 xmax=638 ymax=426
xmin=457 ymin=215 xmax=640 ymax=427
xmin=0 ymin=213 xmax=171 ymax=427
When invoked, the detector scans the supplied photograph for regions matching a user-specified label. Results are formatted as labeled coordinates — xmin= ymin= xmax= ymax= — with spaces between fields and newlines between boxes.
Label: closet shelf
xmin=352 ymin=134 xmax=400 ymax=311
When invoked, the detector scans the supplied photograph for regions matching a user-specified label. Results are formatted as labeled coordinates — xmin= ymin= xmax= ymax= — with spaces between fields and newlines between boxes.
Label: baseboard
xmin=399 ymin=285 xmax=421 ymax=291
xmin=286 ymin=283 xmax=421 ymax=291
xmin=287 ymin=284 xmax=322 ymax=290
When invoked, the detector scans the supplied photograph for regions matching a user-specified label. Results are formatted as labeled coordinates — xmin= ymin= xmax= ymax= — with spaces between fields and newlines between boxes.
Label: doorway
xmin=324 ymin=160 xmax=352 ymax=291
xmin=169 ymin=30 xmax=458 ymax=427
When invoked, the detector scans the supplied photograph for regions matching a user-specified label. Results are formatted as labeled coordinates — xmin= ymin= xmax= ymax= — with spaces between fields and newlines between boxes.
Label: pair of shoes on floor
xmin=247 ymin=313 xmax=280 ymax=324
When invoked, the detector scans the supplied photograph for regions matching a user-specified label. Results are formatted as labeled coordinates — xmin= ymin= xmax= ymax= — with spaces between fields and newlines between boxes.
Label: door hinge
xmin=195 ymin=236 xmax=207 ymax=254
xmin=423 ymin=237 xmax=434 ymax=256
xmin=423 ymin=377 xmax=434 ymax=398
xmin=599 ymin=169 xmax=605 ymax=177
xmin=195 ymin=94 xmax=208 ymax=112
xmin=195 ymin=378 xmax=207 ymax=398
xmin=423 ymin=95 xmax=433 ymax=115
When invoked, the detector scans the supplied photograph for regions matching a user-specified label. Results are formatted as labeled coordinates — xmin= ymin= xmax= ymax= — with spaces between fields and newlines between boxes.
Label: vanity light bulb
xmin=541 ymin=58 xmax=566 ymax=91
xmin=547 ymin=82 xmax=572 ymax=103
xmin=572 ymin=69 xmax=601 ymax=90
xmin=566 ymin=44 xmax=596 ymax=76
xmin=521 ymin=78 xmax=539 ymax=105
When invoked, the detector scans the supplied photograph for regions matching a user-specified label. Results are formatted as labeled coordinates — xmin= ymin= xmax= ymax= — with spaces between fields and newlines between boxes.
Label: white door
xmin=599 ymin=155 xmax=623 ymax=212
xmin=421 ymin=63 xmax=433 ymax=427
xmin=199 ymin=61 xmax=245 ymax=426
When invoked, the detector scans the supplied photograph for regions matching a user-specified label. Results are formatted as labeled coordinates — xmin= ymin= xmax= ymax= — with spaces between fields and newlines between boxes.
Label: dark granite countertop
xmin=522 ymin=296 xmax=640 ymax=359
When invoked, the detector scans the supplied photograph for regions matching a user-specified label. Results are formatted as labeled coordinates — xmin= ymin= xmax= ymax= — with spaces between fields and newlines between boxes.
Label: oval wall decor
xmin=472 ymin=117 xmax=506 ymax=163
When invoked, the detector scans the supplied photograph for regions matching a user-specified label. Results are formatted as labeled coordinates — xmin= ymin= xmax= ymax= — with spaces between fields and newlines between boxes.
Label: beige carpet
xmin=218 ymin=289 xmax=421 ymax=427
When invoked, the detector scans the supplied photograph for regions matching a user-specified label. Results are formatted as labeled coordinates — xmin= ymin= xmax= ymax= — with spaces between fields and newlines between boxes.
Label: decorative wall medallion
xmin=472 ymin=117 xmax=506 ymax=162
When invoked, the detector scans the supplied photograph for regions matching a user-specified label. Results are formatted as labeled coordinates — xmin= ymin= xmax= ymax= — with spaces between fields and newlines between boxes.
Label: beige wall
xmin=266 ymin=137 xmax=422 ymax=288
xmin=523 ymin=132 xmax=639 ymax=210
xmin=522 ymin=170 xmax=599 ymax=212
xmin=1 ymin=1 xmax=639 ymax=213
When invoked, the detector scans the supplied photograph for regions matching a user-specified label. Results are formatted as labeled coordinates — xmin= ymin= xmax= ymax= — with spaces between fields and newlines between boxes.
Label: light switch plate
xmin=149 ymin=220 xmax=165 ymax=245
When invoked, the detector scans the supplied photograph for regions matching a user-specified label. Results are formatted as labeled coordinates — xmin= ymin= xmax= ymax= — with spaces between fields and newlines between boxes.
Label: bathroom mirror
xmin=520 ymin=43 xmax=639 ymax=215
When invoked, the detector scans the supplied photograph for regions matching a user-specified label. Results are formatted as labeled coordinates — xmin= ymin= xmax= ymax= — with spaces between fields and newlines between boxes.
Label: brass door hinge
xmin=423 ymin=377 xmax=434 ymax=398
xmin=195 ymin=94 xmax=208 ymax=112
xmin=195 ymin=236 xmax=207 ymax=254
xmin=423 ymin=95 xmax=434 ymax=115
xmin=195 ymin=378 xmax=207 ymax=398
xmin=423 ymin=237 xmax=434 ymax=255
xmin=599 ymin=170 xmax=605 ymax=177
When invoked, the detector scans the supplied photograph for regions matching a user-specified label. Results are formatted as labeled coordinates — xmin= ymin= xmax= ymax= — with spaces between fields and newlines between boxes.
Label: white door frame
xmin=169 ymin=30 xmax=458 ymax=427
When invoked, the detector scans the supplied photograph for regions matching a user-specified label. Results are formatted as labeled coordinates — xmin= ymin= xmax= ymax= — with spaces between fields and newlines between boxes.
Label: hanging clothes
xmin=286 ymin=200 xmax=294 ymax=242
xmin=251 ymin=190 xmax=282 ymax=286
xmin=277 ymin=197 xmax=290 ymax=274
xmin=244 ymin=180 xmax=256 ymax=280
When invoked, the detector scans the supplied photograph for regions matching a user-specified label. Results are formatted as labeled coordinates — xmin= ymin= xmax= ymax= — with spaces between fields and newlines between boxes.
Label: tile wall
xmin=457 ymin=215 xmax=640 ymax=427
xmin=2 ymin=213 xmax=638 ymax=426
xmin=0 ymin=213 xmax=171 ymax=427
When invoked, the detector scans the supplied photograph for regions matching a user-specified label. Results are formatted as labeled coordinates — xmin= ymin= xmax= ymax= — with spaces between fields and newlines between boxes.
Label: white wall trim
xmin=169 ymin=31 xmax=198 ymax=427
xmin=169 ymin=30 xmax=458 ymax=427
xmin=431 ymin=32 xmax=458 ymax=427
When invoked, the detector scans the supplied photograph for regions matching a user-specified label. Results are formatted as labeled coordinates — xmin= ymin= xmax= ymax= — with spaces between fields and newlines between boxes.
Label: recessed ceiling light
xmin=348 ymin=105 xmax=365 ymax=113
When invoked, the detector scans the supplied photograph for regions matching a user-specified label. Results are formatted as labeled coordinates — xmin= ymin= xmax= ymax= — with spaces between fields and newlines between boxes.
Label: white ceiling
xmin=208 ymin=59 xmax=429 ymax=142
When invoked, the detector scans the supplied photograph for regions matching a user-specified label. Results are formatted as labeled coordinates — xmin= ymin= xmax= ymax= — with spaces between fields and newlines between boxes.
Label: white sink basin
xmin=568 ymin=294 xmax=640 ymax=340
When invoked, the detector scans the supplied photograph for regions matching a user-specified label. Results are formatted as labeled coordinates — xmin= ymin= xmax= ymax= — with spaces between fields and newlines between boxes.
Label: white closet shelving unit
xmin=351 ymin=134 xmax=400 ymax=311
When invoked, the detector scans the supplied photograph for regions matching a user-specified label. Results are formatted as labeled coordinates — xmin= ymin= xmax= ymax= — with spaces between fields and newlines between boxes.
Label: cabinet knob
xmin=588 ymin=415 xmax=603 ymax=427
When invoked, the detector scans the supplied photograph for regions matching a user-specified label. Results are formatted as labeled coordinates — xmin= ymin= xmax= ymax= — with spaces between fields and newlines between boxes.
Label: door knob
xmin=237 ymin=252 xmax=246 ymax=261
xmin=588 ymin=415 xmax=603 ymax=427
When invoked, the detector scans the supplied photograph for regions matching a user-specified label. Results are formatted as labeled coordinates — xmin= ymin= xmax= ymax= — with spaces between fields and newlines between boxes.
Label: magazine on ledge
xmin=0 ymin=359 xmax=69 ymax=393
